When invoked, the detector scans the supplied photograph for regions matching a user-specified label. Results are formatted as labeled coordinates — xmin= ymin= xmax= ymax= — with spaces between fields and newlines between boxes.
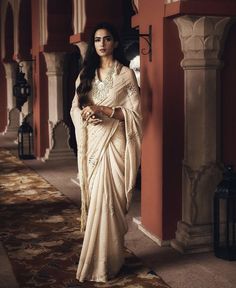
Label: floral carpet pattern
xmin=0 ymin=148 xmax=170 ymax=288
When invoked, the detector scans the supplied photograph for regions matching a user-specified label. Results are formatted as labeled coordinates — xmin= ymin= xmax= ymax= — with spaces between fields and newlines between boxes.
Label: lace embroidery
xmin=88 ymin=154 xmax=97 ymax=168
xmin=126 ymin=82 xmax=138 ymax=110
xmin=127 ymin=130 xmax=140 ymax=143
xmin=127 ymin=82 xmax=137 ymax=95
xmin=91 ymin=65 xmax=115 ymax=102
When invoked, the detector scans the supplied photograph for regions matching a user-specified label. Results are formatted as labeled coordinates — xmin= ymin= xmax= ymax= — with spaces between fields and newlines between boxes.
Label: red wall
xmin=70 ymin=0 xmax=124 ymax=43
xmin=31 ymin=0 xmax=49 ymax=158
xmin=46 ymin=0 xmax=73 ymax=51
xmin=0 ymin=3 xmax=14 ymax=132
xmin=221 ymin=22 xmax=236 ymax=167
xmin=139 ymin=0 xmax=184 ymax=240
xmin=163 ymin=18 xmax=184 ymax=239
xmin=18 ymin=0 xmax=32 ymax=60
xmin=4 ymin=3 xmax=14 ymax=62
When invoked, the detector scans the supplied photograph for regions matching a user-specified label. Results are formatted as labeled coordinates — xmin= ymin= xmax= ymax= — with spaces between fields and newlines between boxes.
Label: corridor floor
xmin=1 ymin=133 xmax=236 ymax=288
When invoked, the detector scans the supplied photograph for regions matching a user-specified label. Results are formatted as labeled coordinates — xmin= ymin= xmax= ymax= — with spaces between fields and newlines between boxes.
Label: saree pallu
xmin=70 ymin=61 xmax=142 ymax=282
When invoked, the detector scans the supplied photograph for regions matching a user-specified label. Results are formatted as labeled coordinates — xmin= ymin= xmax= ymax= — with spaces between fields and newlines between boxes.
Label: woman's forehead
xmin=94 ymin=29 xmax=112 ymax=38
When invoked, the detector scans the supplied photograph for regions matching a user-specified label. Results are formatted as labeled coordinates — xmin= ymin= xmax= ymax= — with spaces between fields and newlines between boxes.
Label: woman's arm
xmin=81 ymin=105 xmax=124 ymax=122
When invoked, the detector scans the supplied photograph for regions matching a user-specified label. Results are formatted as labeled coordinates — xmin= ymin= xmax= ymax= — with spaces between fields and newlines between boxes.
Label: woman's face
xmin=94 ymin=29 xmax=117 ymax=58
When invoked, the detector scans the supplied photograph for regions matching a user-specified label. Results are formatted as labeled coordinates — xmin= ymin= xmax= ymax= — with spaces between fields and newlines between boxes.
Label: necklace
xmin=91 ymin=64 xmax=115 ymax=102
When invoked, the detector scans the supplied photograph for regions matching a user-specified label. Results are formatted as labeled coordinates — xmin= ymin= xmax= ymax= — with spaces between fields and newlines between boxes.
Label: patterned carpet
xmin=0 ymin=148 xmax=170 ymax=288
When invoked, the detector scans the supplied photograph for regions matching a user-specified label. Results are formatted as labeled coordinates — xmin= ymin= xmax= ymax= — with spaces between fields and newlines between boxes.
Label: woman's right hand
xmin=81 ymin=105 xmax=102 ymax=125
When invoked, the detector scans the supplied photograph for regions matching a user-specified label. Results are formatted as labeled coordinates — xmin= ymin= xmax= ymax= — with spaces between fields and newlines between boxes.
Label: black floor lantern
xmin=214 ymin=165 xmax=236 ymax=260
xmin=18 ymin=119 xmax=35 ymax=160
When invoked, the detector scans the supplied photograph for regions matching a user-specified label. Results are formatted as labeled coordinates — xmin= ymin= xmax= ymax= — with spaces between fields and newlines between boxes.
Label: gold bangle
xmin=110 ymin=107 xmax=115 ymax=118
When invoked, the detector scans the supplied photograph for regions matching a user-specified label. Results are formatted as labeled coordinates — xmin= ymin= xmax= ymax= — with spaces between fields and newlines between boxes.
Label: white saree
xmin=70 ymin=61 xmax=142 ymax=282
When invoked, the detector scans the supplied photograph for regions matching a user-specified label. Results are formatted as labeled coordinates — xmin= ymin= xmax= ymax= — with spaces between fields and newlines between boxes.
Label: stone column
xmin=43 ymin=52 xmax=74 ymax=161
xmin=3 ymin=62 xmax=20 ymax=135
xmin=171 ymin=16 xmax=231 ymax=253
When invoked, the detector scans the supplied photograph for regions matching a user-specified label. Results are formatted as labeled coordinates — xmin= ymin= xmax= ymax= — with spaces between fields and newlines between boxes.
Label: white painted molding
xmin=133 ymin=217 xmax=170 ymax=247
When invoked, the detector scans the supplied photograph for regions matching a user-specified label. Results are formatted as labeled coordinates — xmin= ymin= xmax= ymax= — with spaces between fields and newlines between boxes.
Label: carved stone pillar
xmin=43 ymin=52 xmax=74 ymax=161
xmin=171 ymin=16 xmax=231 ymax=253
xmin=3 ymin=62 xmax=20 ymax=135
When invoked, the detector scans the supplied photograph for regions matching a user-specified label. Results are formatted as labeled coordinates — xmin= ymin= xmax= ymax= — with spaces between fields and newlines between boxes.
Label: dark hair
xmin=76 ymin=22 xmax=129 ymax=108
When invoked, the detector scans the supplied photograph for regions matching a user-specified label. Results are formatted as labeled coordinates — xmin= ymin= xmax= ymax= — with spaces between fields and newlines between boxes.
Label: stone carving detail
xmin=44 ymin=52 xmax=65 ymax=75
xmin=43 ymin=120 xmax=74 ymax=161
xmin=174 ymin=16 xmax=231 ymax=67
xmin=43 ymin=52 xmax=75 ymax=160
xmin=183 ymin=162 xmax=223 ymax=225
xmin=4 ymin=108 xmax=20 ymax=135
xmin=51 ymin=120 xmax=70 ymax=150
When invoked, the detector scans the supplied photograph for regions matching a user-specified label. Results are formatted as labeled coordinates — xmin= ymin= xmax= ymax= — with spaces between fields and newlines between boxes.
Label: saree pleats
xmin=76 ymin=125 xmax=127 ymax=282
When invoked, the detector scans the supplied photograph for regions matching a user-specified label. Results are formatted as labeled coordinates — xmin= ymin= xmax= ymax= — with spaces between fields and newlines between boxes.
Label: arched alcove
xmin=4 ymin=2 xmax=14 ymax=61
xmin=221 ymin=21 xmax=236 ymax=167
xmin=18 ymin=0 xmax=32 ymax=60
xmin=46 ymin=0 xmax=79 ymax=154
xmin=47 ymin=0 xmax=73 ymax=49
xmin=0 ymin=35 xmax=7 ymax=132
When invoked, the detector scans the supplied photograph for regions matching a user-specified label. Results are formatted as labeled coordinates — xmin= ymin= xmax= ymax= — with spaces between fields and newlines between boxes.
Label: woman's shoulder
xmin=117 ymin=62 xmax=135 ymax=78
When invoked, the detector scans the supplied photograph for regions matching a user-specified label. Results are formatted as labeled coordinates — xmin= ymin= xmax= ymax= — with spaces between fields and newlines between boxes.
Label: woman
xmin=70 ymin=22 xmax=142 ymax=282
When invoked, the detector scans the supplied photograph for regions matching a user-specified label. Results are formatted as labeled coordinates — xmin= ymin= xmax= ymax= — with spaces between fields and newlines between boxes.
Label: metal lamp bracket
xmin=139 ymin=25 xmax=152 ymax=62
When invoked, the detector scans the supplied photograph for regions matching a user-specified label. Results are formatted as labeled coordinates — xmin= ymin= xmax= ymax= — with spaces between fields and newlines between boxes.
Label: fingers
xmin=81 ymin=108 xmax=94 ymax=120
xmin=88 ymin=117 xmax=102 ymax=125
xmin=81 ymin=106 xmax=102 ymax=125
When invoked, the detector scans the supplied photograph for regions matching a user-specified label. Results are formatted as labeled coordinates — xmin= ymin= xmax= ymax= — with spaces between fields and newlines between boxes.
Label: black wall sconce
xmin=13 ymin=62 xmax=31 ymax=111
xmin=139 ymin=25 xmax=152 ymax=62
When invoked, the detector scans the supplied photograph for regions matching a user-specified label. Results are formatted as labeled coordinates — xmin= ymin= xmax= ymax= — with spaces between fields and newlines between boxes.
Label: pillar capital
xmin=174 ymin=16 xmax=231 ymax=68
xmin=43 ymin=52 xmax=65 ymax=75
